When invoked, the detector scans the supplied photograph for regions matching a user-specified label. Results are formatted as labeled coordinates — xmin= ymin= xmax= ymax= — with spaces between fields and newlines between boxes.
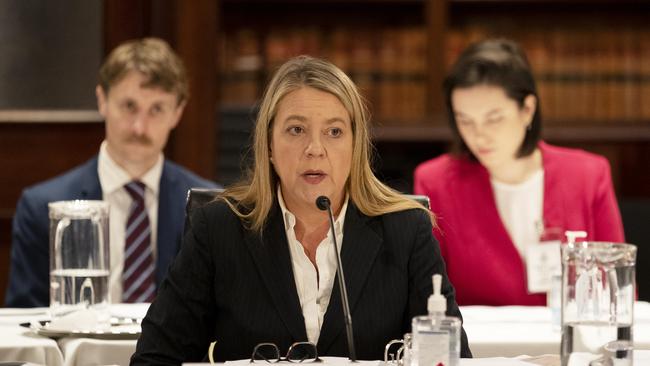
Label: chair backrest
xmin=184 ymin=187 xmax=224 ymax=232
xmin=404 ymin=194 xmax=430 ymax=210
xmin=186 ymin=188 xmax=224 ymax=214
xmin=619 ymin=198 xmax=650 ymax=301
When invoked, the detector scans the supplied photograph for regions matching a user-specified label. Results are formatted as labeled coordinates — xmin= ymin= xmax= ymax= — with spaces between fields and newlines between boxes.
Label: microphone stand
xmin=317 ymin=196 xmax=357 ymax=362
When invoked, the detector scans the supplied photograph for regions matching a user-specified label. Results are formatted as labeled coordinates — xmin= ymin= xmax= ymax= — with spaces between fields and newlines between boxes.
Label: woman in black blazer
xmin=132 ymin=56 xmax=471 ymax=365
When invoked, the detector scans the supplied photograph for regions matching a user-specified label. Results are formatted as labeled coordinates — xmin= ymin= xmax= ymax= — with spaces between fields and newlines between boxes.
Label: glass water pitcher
xmin=560 ymin=231 xmax=637 ymax=366
xmin=48 ymin=200 xmax=110 ymax=330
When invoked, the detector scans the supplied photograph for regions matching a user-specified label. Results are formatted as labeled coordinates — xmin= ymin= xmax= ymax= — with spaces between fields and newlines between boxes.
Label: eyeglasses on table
xmin=250 ymin=341 xmax=321 ymax=363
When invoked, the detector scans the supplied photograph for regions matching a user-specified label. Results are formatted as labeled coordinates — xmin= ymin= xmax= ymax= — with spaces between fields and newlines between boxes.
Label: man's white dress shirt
xmin=97 ymin=141 xmax=163 ymax=303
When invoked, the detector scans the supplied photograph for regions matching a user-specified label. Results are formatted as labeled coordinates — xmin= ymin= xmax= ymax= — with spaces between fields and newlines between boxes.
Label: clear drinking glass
xmin=48 ymin=200 xmax=110 ymax=330
xmin=560 ymin=241 xmax=637 ymax=366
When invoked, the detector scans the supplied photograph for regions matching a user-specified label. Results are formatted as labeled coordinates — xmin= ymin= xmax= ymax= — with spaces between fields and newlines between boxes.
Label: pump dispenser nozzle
xmin=565 ymin=230 xmax=587 ymax=247
xmin=428 ymin=274 xmax=447 ymax=313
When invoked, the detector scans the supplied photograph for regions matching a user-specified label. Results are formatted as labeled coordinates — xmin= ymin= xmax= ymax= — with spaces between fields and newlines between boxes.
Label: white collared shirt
xmin=97 ymin=141 xmax=163 ymax=303
xmin=277 ymin=188 xmax=348 ymax=344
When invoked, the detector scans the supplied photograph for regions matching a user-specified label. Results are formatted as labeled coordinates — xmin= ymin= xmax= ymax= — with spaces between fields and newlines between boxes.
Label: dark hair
xmin=443 ymin=38 xmax=541 ymax=159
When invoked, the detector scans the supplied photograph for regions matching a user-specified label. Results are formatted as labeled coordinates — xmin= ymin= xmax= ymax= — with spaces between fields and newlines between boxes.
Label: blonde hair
xmin=221 ymin=55 xmax=434 ymax=232
xmin=98 ymin=37 xmax=188 ymax=105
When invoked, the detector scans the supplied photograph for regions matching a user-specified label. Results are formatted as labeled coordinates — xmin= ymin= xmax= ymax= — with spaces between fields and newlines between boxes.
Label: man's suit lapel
xmin=80 ymin=157 xmax=102 ymax=200
xmin=156 ymin=161 xmax=183 ymax=285
xmin=244 ymin=203 xmax=308 ymax=342
xmin=317 ymin=203 xmax=382 ymax=354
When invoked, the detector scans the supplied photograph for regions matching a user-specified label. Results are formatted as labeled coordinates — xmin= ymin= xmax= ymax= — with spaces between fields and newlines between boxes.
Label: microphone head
xmin=316 ymin=196 xmax=331 ymax=211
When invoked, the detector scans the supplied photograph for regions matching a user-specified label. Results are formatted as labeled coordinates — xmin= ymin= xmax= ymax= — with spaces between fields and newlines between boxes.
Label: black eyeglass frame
xmin=250 ymin=341 xmax=321 ymax=363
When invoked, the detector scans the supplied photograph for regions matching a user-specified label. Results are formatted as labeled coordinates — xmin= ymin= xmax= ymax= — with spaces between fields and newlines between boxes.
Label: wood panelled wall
xmin=103 ymin=0 xmax=219 ymax=179
xmin=0 ymin=0 xmax=219 ymax=306
xmin=0 ymin=122 xmax=105 ymax=303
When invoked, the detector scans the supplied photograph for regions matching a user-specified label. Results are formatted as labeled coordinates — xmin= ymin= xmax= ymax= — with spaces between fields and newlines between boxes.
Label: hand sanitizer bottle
xmin=410 ymin=274 xmax=461 ymax=366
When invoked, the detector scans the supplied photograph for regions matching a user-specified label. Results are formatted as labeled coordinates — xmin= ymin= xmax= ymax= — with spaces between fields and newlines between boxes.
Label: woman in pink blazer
xmin=414 ymin=39 xmax=624 ymax=306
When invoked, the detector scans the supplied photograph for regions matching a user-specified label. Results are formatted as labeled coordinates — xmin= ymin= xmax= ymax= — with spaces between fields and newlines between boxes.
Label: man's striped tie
xmin=122 ymin=181 xmax=155 ymax=303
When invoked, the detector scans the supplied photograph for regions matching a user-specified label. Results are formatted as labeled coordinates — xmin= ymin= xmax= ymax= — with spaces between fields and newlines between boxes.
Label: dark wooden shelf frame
xmin=371 ymin=124 xmax=650 ymax=142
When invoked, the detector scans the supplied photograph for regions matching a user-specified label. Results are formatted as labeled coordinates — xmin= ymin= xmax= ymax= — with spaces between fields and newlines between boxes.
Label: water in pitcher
xmin=561 ymin=321 xmax=632 ymax=366
xmin=50 ymin=268 xmax=110 ymax=318
xmin=560 ymin=236 xmax=636 ymax=366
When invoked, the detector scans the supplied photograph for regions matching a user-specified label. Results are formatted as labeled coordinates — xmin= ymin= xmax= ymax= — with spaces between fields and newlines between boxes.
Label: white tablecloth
xmin=0 ymin=304 xmax=145 ymax=366
xmin=58 ymin=337 xmax=136 ymax=366
xmin=54 ymin=303 xmax=149 ymax=366
xmin=2 ymin=302 xmax=650 ymax=365
xmin=185 ymin=351 xmax=650 ymax=366
xmin=0 ymin=325 xmax=63 ymax=366
xmin=460 ymin=301 xmax=650 ymax=357
xmin=0 ymin=307 xmax=63 ymax=366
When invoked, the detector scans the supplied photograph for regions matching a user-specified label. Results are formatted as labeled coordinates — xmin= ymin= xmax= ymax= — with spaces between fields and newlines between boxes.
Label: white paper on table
xmin=635 ymin=349 xmax=650 ymax=363
xmin=460 ymin=358 xmax=537 ymax=365
xmin=110 ymin=302 xmax=150 ymax=320
xmin=460 ymin=305 xmax=552 ymax=323
xmin=635 ymin=302 xmax=650 ymax=322
xmin=47 ymin=308 xmax=109 ymax=332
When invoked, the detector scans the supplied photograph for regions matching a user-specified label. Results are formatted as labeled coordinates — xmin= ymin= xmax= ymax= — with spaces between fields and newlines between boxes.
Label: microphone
xmin=316 ymin=196 xmax=356 ymax=362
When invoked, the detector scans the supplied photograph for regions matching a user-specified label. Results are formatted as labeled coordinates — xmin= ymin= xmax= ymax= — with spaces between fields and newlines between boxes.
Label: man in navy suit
xmin=5 ymin=38 xmax=218 ymax=307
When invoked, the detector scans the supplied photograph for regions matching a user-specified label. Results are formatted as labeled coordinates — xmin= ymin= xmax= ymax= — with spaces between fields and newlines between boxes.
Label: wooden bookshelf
xmin=446 ymin=0 xmax=650 ymax=128
xmin=219 ymin=0 xmax=435 ymax=123
xmin=219 ymin=0 xmax=650 ymax=131
xmin=214 ymin=0 xmax=650 ymax=206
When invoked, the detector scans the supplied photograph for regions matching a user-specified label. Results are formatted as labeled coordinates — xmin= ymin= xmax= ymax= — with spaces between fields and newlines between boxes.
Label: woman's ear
xmin=524 ymin=94 xmax=537 ymax=113
xmin=522 ymin=94 xmax=537 ymax=123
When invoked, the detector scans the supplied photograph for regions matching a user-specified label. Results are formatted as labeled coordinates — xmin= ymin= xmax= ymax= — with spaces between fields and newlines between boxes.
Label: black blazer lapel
xmin=244 ymin=203 xmax=308 ymax=342
xmin=317 ymin=203 xmax=382 ymax=354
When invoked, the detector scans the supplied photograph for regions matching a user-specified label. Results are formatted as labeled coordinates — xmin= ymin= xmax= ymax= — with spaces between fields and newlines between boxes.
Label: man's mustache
xmin=125 ymin=134 xmax=153 ymax=145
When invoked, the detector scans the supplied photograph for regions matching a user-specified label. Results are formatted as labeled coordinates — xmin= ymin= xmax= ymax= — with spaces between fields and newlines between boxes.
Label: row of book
xmin=447 ymin=27 xmax=650 ymax=123
xmin=219 ymin=27 xmax=428 ymax=122
xmin=219 ymin=26 xmax=650 ymax=124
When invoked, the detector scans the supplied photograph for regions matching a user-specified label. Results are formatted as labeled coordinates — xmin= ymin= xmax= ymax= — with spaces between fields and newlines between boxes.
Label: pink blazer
xmin=414 ymin=141 xmax=625 ymax=305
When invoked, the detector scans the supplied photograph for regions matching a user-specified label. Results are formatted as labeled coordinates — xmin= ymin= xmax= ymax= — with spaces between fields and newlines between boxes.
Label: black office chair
xmin=184 ymin=187 xmax=224 ymax=233
xmin=185 ymin=187 xmax=224 ymax=214
xmin=405 ymin=194 xmax=430 ymax=210
xmin=619 ymin=198 xmax=650 ymax=301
